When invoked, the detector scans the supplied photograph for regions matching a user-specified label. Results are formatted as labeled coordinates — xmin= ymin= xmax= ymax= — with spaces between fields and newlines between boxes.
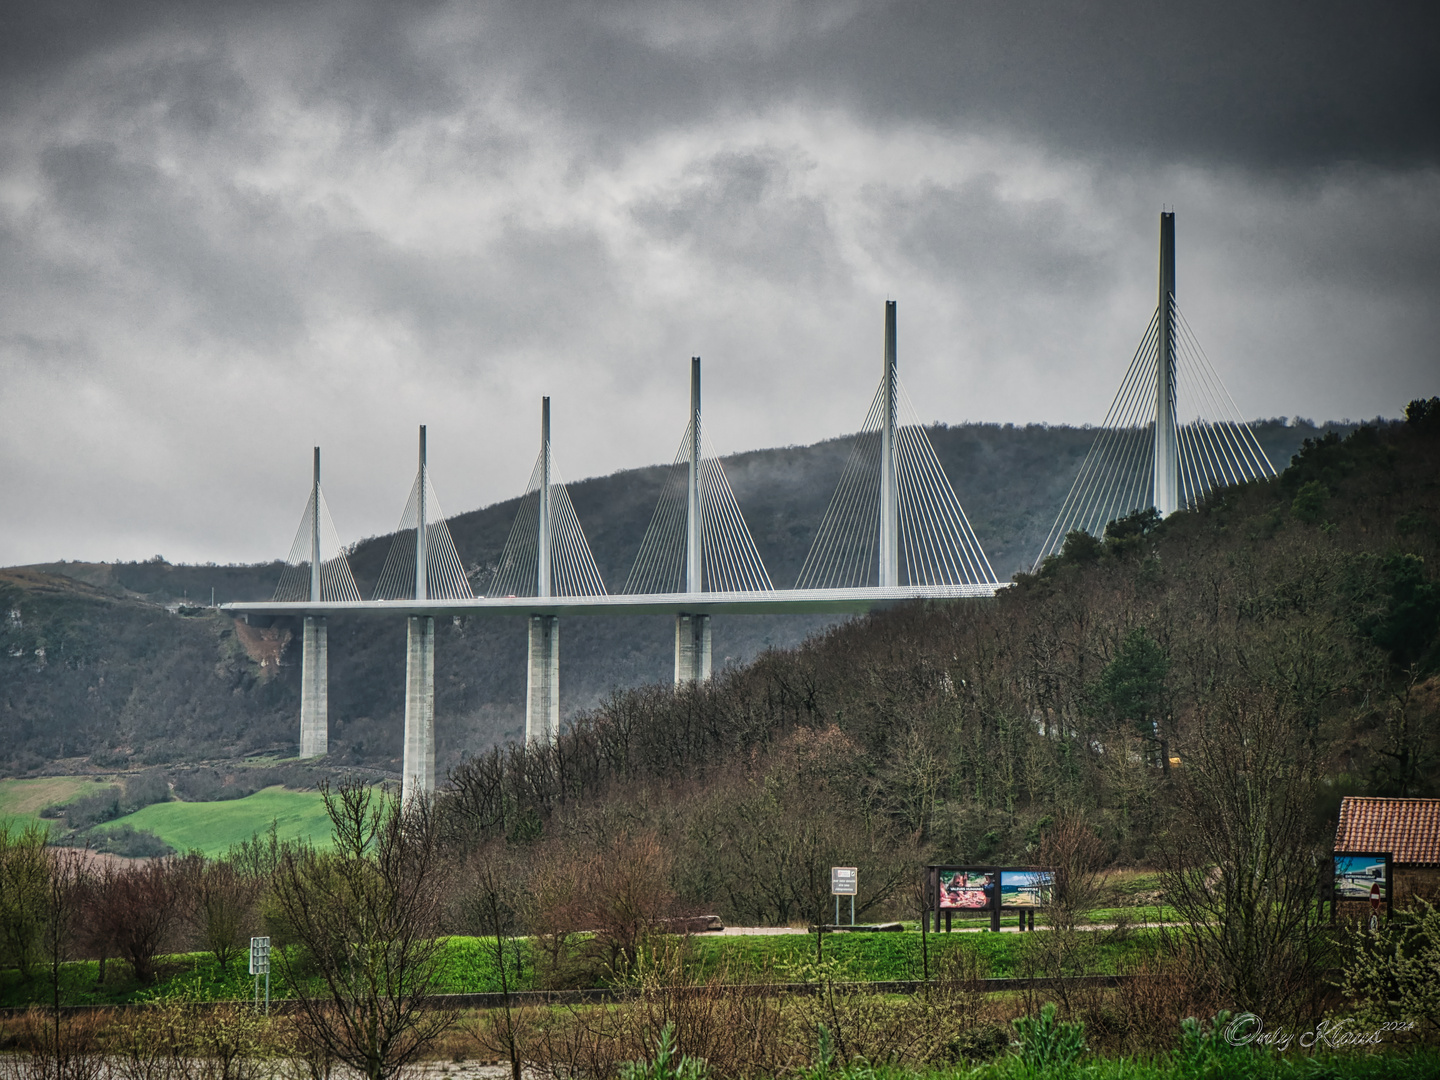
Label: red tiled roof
xmin=1336 ymin=797 xmax=1440 ymax=866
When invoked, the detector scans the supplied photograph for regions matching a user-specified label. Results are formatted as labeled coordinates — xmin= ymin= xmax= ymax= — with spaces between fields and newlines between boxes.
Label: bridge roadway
xmin=221 ymin=583 xmax=1007 ymax=620
xmin=222 ymin=583 xmax=1007 ymax=807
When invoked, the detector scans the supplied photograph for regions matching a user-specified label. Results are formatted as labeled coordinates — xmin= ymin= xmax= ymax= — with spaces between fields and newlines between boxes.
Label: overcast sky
xmin=3 ymin=0 xmax=1437 ymax=567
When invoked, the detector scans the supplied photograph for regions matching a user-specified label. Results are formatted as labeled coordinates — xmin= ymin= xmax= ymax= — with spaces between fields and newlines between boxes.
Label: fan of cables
xmin=487 ymin=450 xmax=607 ymax=598
xmin=796 ymin=377 xmax=997 ymax=590
xmin=1033 ymin=299 xmax=1275 ymax=568
xmin=372 ymin=469 xmax=474 ymax=600
xmin=273 ymin=485 xmax=362 ymax=602
xmin=622 ymin=419 xmax=773 ymax=595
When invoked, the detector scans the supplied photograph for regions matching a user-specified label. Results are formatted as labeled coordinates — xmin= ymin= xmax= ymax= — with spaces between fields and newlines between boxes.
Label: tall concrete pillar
xmin=1154 ymin=212 xmax=1179 ymax=517
xmin=686 ymin=358 xmax=702 ymax=595
xmin=526 ymin=614 xmax=560 ymax=742
xmin=879 ymin=301 xmax=899 ymax=587
xmin=402 ymin=615 xmax=435 ymax=806
xmin=299 ymin=446 xmax=328 ymax=758
xmin=674 ymin=612 xmax=712 ymax=685
xmin=299 ymin=615 xmax=328 ymax=757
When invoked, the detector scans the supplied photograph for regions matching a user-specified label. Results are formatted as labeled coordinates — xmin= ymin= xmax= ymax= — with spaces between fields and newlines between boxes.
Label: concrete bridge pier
xmin=299 ymin=616 xmax=328 ymax=757
xmin=674 ymin=612 xmax=712 ymax=685
xmin=402 ymin=615 xmax=436 ymax=806
xmin=526 ymin=614 xmax=560 ymax=742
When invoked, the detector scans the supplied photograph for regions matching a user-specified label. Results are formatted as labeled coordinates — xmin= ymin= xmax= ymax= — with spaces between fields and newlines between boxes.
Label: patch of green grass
xmin=2 ymin=928 xmax=1162 ymax=1009
xmin=0 ymin=775 xmax=106 ymax=833
xmin=89 ymin=786 xmax=333 ymax=857
xmin=684 ymin=927 xmax=1159 ymax=982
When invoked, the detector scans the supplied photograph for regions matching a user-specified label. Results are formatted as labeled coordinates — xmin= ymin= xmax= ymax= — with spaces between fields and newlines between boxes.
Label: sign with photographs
xmin=935 ymin=868 xmax=996 ymax=910
xmin=1000 ymin=869 xmax=1053 ymax=908
xmin=1333 ymin=852 xmax=1390 ymax=902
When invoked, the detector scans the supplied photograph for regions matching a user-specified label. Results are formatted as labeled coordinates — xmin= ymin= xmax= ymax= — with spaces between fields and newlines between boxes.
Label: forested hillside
xmin=1 ymin=417 xmax=1357 ymax=774
xmin=433 ymin=402 xmax=1440 ymax=922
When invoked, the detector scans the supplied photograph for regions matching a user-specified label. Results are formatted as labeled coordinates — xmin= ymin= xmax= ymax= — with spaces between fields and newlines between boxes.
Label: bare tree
xmin=39 ymin=850 xmax=90 ymax=1046
xmin=0 ymin=823 xmax=49 ymax=982
xmin=461 ymin=844 xmax=528 ymax=1080
xmin=81 ymin=858 xmax=185 ymax=984
xmin=1037 ymin=815 xmax=1109 ymax=931
xmin=268 ymin=782 xmax=456 ymax=1080
xmin=182 ymin=855 xmax=261 ymax=974
xmin=1158 ymin=688 xmax=1327 ymax=1019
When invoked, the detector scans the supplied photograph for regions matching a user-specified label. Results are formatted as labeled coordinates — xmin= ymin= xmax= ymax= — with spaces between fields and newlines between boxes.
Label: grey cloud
xmin=10 ymin=2 xmax=1435 ymax=172
xmin=632 ymin=149 xmax=844 ymax=288
xmin=881 ymin=176 xmax=1114 ymax=297
xmin=37 ymin=141 xmax=307 ymax=353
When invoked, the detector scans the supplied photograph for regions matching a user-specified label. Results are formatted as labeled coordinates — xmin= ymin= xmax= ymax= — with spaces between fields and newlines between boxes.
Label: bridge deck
xmin=223 ymin=584 xmax=1008 ymax=618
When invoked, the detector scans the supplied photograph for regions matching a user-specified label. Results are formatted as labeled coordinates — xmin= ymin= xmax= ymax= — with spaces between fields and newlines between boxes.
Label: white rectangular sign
xmin=249 ymin=935 xmax=271 ymax=975
xmin=831 ymin=867 xmax=857 ymax=896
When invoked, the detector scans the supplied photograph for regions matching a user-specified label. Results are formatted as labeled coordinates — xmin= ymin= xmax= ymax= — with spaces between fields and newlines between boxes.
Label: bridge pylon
xmin=369 ymin=426 xmax=473 ymax=804
xmin=623 ymin=356 xmax=773 ymax=685
xmin=489 ymin=397 xmax=607 ymax=741
xmin=796 ymin=301 xmax=998 ymax=591
xmin=273 ymin=446 xmax=360 ymax=759
xmin=1034 ymin=212 xmax=1277 ymax=568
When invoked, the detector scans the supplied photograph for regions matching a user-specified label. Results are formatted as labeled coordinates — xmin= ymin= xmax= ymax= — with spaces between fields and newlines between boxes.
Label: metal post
xmin=850 ymin=895 xmax=855 ymax=926
xmin=415 ymin=425 xmax=428 ymax=600
xmin=1154 ymin=213 xmax=1179 ymax=517
xmin=686 ymin=357 xmax=702 ymax=595
xmin=310 ymin=447 xmax=321 ymax=602
xmin=879 ymin=302 xmax=899 ymax=587
xmin=538 ymin=398 xmax=552 ymax=599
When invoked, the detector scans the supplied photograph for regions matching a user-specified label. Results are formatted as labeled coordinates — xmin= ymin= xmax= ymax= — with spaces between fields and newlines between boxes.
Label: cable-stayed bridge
xmin=225 ymin=213 xmax=1272 ymax=804
xmin=1033 ymin=212 xmax=1275 ymax=567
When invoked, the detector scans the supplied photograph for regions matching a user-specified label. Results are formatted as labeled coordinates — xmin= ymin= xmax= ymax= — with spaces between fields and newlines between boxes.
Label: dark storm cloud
xmin=491 ymin=0 xmax=1440 ymax=169
xmin=6 ymin=2 xmax=1436 ymax=170
xmin=0 ymin=0 xmax=1436 ymax=568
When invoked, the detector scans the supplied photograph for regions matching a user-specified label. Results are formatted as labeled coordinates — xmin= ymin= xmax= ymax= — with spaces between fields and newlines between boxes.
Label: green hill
xmin=0 ymin=417 xmax=1356 ymax=776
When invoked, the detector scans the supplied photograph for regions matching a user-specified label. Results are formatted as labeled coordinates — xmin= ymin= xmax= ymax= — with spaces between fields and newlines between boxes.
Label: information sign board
xmin=831 ymin=867 xmax=857 ymax=896
xmin=249 ymin=936 xmax=271 ymax=976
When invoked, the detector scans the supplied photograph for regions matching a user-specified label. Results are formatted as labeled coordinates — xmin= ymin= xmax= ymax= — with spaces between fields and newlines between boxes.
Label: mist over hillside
xmin=1 ymin=417 xmax=1354 ymax=775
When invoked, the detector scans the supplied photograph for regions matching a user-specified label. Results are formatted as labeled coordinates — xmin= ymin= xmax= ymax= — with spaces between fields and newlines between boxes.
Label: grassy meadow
xmin=87 ymin=785 xmax=332 ymax=856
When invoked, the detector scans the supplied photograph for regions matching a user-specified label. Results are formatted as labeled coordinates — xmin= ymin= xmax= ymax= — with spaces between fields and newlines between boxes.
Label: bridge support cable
xmin=623 ymin=434 xmax=774 ymax=594
xmin=796 ymin=312 xmax=998 ymax=590
xmin=489 ymin=459 xmax=608 ymax=599
xmin=1033 ymin=214 xmax=1276 ymax=570
xmin=274 ymin=452 xmax=361 ymax=604
xmin=794 ymin=388 xmax=885 ymax=589
xmin=372 ymin=428 xmax=473 ymax=602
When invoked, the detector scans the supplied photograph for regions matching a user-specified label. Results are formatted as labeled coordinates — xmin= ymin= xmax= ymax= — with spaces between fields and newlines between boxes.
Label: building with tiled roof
xmin=1335 ymin=796 xmax=1440 ymax=902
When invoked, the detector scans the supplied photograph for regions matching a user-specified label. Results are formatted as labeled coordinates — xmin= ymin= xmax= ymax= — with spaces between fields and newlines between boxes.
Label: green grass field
xmin=0 ymin=775 xmax=105 ymax=833
xmin=90 ymin=786 xmax=333 ymax=857
xmin=0 ymin=927 xmax=1163 ymax=1008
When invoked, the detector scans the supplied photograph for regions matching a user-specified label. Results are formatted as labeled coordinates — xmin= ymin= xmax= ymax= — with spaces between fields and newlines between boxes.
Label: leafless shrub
xmin=267 ymin=782 xmax=456 ymax=1080
xmin=1037 ymin=815 xmax=1110 ymax=931
xmin=0 ymin=1007 xmax=106 ymax=1080
xmin=181 ymin=857 xmax=262 ymax=974
xmin=81 ymin=859 xmax=186 ymax=983
xmin=1157 ymin=689 xmax=1329 ymax=1022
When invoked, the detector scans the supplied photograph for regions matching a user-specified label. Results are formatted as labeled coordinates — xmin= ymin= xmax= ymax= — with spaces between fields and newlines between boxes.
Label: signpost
xmin=249 ymin=935 xmax=271 ymax=1014
xmin=831 ymin=866 xmax=857 ymax=926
